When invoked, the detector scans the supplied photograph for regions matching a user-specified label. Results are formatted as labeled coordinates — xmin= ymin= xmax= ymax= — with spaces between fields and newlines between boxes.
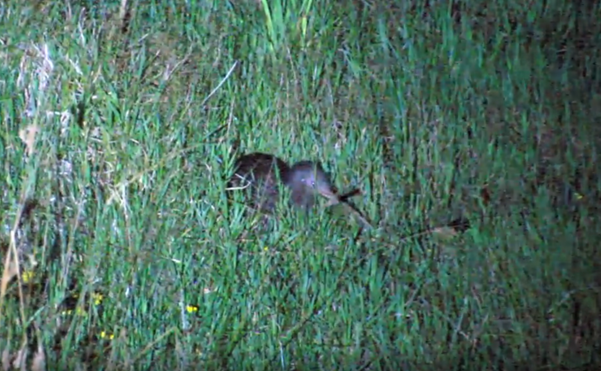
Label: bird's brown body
xmin=227 ymin=152 xmax=336 ymax=213
xmin=227 ymin=152 xmax=373 ymax=229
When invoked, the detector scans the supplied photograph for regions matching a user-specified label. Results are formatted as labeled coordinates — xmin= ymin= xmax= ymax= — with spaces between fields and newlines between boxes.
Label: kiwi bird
xmin=227 ymin=152 xmax=337 ymax=213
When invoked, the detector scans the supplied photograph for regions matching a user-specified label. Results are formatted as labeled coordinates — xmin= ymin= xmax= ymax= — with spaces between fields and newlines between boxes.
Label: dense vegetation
xmin=1 ymin=0 xmax=600 ymax=369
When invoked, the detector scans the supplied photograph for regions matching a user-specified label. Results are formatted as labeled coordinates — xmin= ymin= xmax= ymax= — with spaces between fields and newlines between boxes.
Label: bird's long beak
xmin=317 ymin=186 xmax=339 ymax=203
xmin=320 ymin=187 xmax=373 ymax=229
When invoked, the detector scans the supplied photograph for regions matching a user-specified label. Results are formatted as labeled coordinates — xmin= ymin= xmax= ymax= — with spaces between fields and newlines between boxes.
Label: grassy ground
xmin=1 ymin=0 xmax=600 ymax=369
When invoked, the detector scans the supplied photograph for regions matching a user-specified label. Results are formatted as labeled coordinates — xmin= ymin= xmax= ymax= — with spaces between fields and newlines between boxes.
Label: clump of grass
xmin=1 ymin=0 xmax=600 ymax=369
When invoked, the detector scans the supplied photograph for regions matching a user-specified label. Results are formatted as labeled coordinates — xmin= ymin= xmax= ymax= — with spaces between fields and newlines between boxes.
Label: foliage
xmin=1 ymin=0 xmax=600 ymax=369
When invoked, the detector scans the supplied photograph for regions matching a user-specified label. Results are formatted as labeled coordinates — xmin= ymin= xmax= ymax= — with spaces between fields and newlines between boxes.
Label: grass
xmin=1 ymin=0 xmax=600 ymax=369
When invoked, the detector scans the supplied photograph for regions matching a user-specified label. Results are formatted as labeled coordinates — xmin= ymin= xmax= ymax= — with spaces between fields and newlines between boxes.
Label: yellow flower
xmin=92 ymin=293 xmax=104 ymax=306
xmin=100 ymin=331 xmax=114 ymax=340
xmin=186 ymin=305 xmax=199 ymax=313
xmin=61 ymin=307 xmax=88 ymax=316
xmin=22 ymin=270 xmax=35 ymax=283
